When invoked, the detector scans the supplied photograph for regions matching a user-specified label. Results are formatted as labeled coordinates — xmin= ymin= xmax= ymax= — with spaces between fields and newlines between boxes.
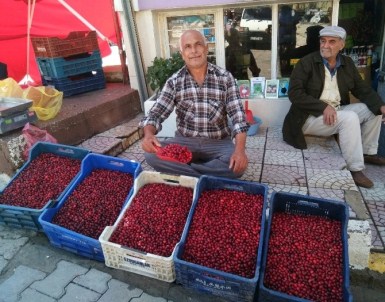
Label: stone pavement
xmin=1 ymin=113 xmax=385 ymax=301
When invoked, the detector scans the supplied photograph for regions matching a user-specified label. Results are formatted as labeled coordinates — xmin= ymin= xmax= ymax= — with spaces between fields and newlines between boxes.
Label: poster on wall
xmin=278 ymin=78 xmax=290 ymax=98
xmin=265 ymin=79 xmax=279 ymax=98
xmin=237 ymin=80 xmax=250 ymax=98
xmin=250 ymin=77 xmax=265 ymax=98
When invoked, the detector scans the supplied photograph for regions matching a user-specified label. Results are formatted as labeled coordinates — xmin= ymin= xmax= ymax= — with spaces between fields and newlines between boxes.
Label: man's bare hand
xmin=229 ymin=150 xmax=248 ymax=175
xmin=380 ymin=105 xmax=385 ymax=123
xmin=141 ymin=125 xmax=161 ymax=153
xmin=323 ymin=105 xmax=337 ymax=126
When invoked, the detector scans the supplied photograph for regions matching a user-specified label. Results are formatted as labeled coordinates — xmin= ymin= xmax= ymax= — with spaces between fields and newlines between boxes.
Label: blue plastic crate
xmin=0 ymin=142 xmax=90 ymax=231
xmin=258 ymin=191 xmax=352 ymax=302
xmin=36 ymin=51 xmax=102 ymax=78
xmin=42 ymin=69 xmax=105 ymax=97
xmin=173 ymin=175 xmax=268 ymax=302
xmin=38 ymin=153 xmax=142 ymax=262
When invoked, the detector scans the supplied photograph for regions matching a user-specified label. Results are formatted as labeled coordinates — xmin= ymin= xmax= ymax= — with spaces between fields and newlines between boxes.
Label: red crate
xmin=31 ymin=31 xmax=99 ymax=58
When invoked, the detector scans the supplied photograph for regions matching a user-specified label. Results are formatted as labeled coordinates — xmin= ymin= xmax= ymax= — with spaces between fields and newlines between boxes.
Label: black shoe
xmin=364 ymin=154 xmax=385 ymax=166
xmin=351 ymin=171 xmax=374 ymax=188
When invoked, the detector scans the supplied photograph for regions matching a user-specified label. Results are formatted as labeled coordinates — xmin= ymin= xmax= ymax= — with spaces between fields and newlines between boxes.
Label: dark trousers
xmin=144 ymin=135 xmax=242 ymax=179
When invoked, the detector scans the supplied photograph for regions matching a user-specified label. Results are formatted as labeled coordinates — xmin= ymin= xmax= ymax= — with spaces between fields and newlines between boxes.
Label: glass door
xmin=166 ymin=14 xmax=216 ymax=64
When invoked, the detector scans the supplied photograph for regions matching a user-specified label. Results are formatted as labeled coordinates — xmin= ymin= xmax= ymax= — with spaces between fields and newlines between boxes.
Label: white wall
xmin=144 ymin=98 xmax=291 ymax=137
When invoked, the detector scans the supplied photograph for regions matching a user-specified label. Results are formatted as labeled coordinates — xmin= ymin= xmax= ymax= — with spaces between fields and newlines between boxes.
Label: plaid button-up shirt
xmin=140 ymin=63 xmax=249 ymax=139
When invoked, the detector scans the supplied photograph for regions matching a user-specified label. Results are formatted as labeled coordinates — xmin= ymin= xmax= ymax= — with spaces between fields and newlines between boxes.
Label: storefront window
xmin=166 ymin=14 xmax=216 ymax=64
xmin=278 ymin=2 xmax=332 ymax=77
xmin=223 ymin=2 xmax=332 ymax=82
xmin=224 ymin=6 xmax=272 ymax=80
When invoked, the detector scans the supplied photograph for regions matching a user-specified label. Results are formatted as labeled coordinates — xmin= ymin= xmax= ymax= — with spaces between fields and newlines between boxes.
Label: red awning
xmin=0 ymin=0 xmax=119 ymax=85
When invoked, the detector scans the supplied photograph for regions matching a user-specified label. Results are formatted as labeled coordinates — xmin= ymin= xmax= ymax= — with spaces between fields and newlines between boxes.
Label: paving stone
xmin=245 ymin=148 xmax=264 ymax=164
xmin=0 ymin=257 xmax=7 ymax=274
xmin=344 ymin=190 xmax=369 ymax=220
xmin=240 ymin=163 xmax=262 ymax=182
xmin=366 ymin=201 xmax=385 ymax=249
xmin=0 ymin=237 xmax=29 ymax=260
xmin=303 ymin=151 xmax=347 ymax=170
xmin=306 ymin=168 xmax=358 ymax=191
xmin=261 ymin=164 xmax=306 ymax=187
xmin=0 ymin=226 xmax=37 ymax=240
xmin=245 ymin=136 xmax=266 ymax=149
xmin=58 ymin=283 xmax=101 ymax=302
xmin=266 ymin=126 xmax=283 ymax=138
xmin=265 ymin=137 xmax=297 ymax=151
xmin=131 ymin=293 xmax=167 ymax=302
xmin=348 ymin=220 xmax=372 ymax=270
xmin=363 ymin=164 xmax=385 ymax=183
xmin=304 ymin=136 xmax=341 ymax=153
xmin=73 ymin=268 xmax=112 ymax=294
xmin=118 ymin=150 xmax=145 ymax=163
xmin=308 ymin=187 xmax=345 ymax=201
xmin=268 ymin=185 xmax=308 ymax=197
xmin=31 ymin=260 xmax=88 ymax=299
xmin=98 ymin=279 xmax=143 ymax=302
xmin=0 ymin=265 xmax=46 ymax=302
xmin=126 ymin=140 xmax=145 ymax=154
xmin=100 ymin=123 xmax=139 ymax=138
xmin=19 ymin=288 xmax=56 ymax=302
xmin=0 ymin=173 xmax=11 ymax=190
xmin=77 ymin=136 xmax=121 ymax=154
xmin=264 ymin=149 xmax=304 ymax=167
xmin=366 ymin=218 xmax=385 ymax=250
xmin=359 ymin=181 xmax=385 ymax=202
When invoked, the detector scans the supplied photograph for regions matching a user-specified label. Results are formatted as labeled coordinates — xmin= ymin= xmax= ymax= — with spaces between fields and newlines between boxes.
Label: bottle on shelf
xmin=366 ymin=45 xmax=373 ymax=67
xmin=350 ymin=46 xmax=359 ymax=67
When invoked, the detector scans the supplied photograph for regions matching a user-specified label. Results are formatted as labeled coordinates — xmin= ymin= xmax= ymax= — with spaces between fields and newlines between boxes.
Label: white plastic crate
xmin=99 ymin=171 xmax=198 ymax=282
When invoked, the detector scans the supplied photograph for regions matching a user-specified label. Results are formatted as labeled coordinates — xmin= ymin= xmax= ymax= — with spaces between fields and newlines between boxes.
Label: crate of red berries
xmin=173 ymin=175 xmax=268 ymax=302
xmin=38 ymin=153 xmax=142 ymax=261
xmin=258 ymin=191 xmax=352 ymax=302
xmin=0 ymin=142 xmax=90 ymax=231
xmin=99 ymin=171 xmax=199 ymax=282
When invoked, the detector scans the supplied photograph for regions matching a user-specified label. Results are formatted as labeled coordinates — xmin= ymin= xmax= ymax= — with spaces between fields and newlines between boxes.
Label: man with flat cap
xmin=282 ymin=25 xmax=385 ymax=188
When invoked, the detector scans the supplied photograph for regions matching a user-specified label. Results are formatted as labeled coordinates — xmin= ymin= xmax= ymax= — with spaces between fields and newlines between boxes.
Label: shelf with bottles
xmin=342 ymin=45 xmax=377 ymax=68
xmin=166 ymin=14 xmax=216 ymax=60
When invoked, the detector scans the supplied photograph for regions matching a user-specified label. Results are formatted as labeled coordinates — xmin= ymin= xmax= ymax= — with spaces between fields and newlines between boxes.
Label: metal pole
xmin=119 ymin=0 xmax=148 ymax=108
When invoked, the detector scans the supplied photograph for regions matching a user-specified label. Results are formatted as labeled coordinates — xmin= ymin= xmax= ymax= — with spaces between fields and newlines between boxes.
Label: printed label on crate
xmin=123 ymin=256 xmax=151 ymax=268
xmin=189 ymin=270 xmax=240 ymax=293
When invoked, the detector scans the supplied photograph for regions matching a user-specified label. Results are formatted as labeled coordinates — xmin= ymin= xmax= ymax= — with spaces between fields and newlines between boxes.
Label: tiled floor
xmin=78 ymin=114 xmax=385 ymax=252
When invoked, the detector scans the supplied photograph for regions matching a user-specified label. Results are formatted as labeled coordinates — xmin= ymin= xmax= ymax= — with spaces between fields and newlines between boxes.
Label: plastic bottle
xmin=367 ymin=45 xmax=373 ymax=66
xmin=351 ymin=46 xmax=359 ymax=67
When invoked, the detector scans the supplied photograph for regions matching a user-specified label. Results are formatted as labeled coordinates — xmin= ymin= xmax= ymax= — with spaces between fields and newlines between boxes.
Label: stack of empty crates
xmin=32 ymin=31 xmax=106 ymax=97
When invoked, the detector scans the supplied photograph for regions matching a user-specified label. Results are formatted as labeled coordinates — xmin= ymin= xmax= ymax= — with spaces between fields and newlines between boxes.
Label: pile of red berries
xmin=157 ymin=144 xmax=192 ymax=164
xmin=182 ymin=189 xmax=264 ymax=278
xmin=0 ymin=153 xmax=81 ymax=209
xmin=52 ymin=169 xmax=134 ymax=239
xmin=110 ymin=183 xmax=194 ymax=257
xmin=264 ymin=212 xmax=343 ymax=302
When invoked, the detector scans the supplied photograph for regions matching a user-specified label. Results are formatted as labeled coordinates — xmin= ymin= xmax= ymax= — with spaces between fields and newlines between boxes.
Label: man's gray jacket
xmin=282 ymin=51 xmax=384 ymax=149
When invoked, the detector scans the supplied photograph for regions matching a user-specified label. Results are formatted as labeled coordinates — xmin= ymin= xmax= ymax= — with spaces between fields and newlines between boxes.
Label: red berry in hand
xmin=157 ymin=144 xmax=192 ymax=163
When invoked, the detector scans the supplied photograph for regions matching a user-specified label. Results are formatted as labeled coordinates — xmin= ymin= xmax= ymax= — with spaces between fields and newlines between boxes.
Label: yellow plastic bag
xmin=23 ymin=86 xmax=63 ymax=121
xmin=0 ymin=78 xmax=23 ymax=98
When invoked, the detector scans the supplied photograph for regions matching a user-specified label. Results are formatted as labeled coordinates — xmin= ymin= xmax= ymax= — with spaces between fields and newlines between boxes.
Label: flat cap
xmin=319 ymin=26 xmax=346 ymax=40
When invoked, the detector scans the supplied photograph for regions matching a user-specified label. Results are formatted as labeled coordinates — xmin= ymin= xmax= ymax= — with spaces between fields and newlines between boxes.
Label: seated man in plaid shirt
xmin=139 ymin=29 xmax=250 ymax=179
